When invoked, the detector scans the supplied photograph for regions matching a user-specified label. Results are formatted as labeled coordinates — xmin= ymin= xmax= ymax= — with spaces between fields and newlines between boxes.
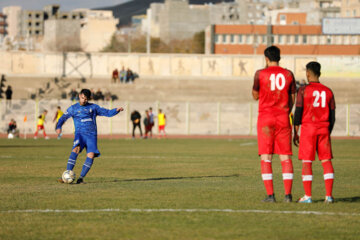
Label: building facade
xmin=341 ymin=0 xmax=360 ymax=17
xmin=206 ymin=24 xmax=360 ymax=55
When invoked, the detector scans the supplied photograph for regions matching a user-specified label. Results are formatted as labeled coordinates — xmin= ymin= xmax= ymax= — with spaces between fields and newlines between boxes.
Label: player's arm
xmin=53 ymin=112 xmax=58 ymax=122
xmin=329 ymin=94 xmax=336 ymax=134
xmin=293 ymin=87 xmax=304 ymax=147
xmin=288 ymin=72 xmax=297 ymax=111
xmin=56 ymin=107 xmax=72 ymax=133
xmin=96 ymin=105 xmax=124 ymax=117
xmin=252 ymin=70 xmax=260 ymax=101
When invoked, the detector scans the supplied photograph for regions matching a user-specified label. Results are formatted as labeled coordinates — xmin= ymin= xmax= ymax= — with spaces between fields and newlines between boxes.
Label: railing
xmin=1 ymin=99 xmax=359 ymax=136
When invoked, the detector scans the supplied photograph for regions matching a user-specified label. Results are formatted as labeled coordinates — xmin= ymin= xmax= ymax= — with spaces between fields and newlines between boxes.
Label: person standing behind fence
xmin=5 ymin=86 xmax=12 ymax=109
xmin=149 ymin=107 xmax=154 ymax=138
xmin=252 ymin=45 xmax=296 ymax=203
xmin=53 ymin=106 xmax=64 ymax=139
xmin=112 ymin=68 xmax=119 ymax=84
xmin=157 ymin=109 xmax=166 ymax=138
xmin=143 ymin=110 xmax=151 ymax=139
xmin=131 ymin=110 xmax=143 ymax=139
xmin=34 ymin=110 xmax=49 ymax=139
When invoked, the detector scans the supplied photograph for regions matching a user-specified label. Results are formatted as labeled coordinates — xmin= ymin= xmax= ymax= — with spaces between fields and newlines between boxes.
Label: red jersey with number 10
xmin=253 ymin=66 xmax=296 ymax=115
xmin=296 ymin=82 xmax=335 ymax=127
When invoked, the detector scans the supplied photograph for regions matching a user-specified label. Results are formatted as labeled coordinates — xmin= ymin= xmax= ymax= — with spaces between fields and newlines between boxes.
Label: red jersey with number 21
xmin=296 ymin=82 xmax=335 ymax=127
xmin=253 ymin=66 xmax=296 ymax=115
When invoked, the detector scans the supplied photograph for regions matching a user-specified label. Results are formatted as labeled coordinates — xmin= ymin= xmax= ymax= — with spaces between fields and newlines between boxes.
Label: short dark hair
xmin=80 ymin=89 xmax=91 ymax=99
xmin=264 ymin=46 xmax=281 ymax=62
xmin=306 ymin=61 xmax=321 ymax=77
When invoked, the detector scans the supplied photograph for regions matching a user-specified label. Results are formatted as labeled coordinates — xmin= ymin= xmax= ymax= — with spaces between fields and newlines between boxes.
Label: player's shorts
xmin=257 ymin=113 xmax=292 ymax=155
xmin=37 ymin=125 xmax=44 ymax=130
xmin=158 ymin=125 xmax=165 ymax=131
xmin=72 ymin=133 xmax=100 ymax=157
xmin=298 ymin=124 xmax=333 ymax=161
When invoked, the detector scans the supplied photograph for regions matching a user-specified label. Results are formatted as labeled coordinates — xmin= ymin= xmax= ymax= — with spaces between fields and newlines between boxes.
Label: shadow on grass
xmin=95 ymin=174 xmax=240 ymax=183
xmin=312 ymin=196 xmax=360 ymax=203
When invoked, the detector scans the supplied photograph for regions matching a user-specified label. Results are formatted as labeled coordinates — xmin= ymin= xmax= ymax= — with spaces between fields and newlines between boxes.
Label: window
xmin=35 ymin=14 xmax=40 ymax=18
xmin=248 ymin=12 xmax=253 ymax=18
xmin=286 ymin=35 xmax=291 ymax=44
xmin=28 ymin=22 xmax=32 ymax=26
xmin=35 ymin=30 xmax=40 ymax=35
xmin=238 ymin=34 xmax=243 ymax=43
xmin=278 ymin=35 xmax=283 ymax=44
xmin=28 ymin=13 xmax=32 ymax=18
xmin=294 ymin=35 xmax=299 ymax=44
xmin=222 ymin=34 xmax=227 ymax=43
xmin=230 ymin=34 xmax=235 ymax=43
xmin=271 ymin=36 xmax=274 ymax=44
xmin=327 ymin=36 xmax=332 ymax=44
xmin=35 ymin=22 xmax=40 ymax=26
xmin=353 ymin=9 xmax=357 ymax=16
xmin=262 ymin=35 xmax=267 ymax=44
xmin=215 ymin=34 xmax=219 ymax=43
xmin=303 ymin=35 xmax=307 ymax=44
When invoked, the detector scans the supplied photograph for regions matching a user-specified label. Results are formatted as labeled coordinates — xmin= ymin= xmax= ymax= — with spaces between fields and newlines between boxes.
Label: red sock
xmin=322 ymin=161 xmax=334 ymax=197
xmin=281 ymin=159 xmax=293 ymax=195
xmin=261 ymin=160 xmax=273 ymax=195
xmin=302 ymin=160 xmax=313 ymax=197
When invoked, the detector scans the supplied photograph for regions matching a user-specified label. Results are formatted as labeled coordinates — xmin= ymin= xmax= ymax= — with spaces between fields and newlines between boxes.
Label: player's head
xmin=149 ymin=107 xmax=152 ymax=112
xmin=43 ymin=110 xmax=48 ymax=114
xmin=264 ymin=46 xmax=281 ymax=63
xmin=159 ymin=109 xmax=162 ymax=113
xmin=57 ymin=106 xmax=61 ymax=110
xmin=79 ymin=89 xmax=91 ymax=106
xmin=306 ymin=61 xmax=321 ymax=79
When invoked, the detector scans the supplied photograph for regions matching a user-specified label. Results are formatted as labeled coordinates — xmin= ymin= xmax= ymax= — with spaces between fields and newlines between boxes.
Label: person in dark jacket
xmin=131 ymin=110 xmax=142 ymax=139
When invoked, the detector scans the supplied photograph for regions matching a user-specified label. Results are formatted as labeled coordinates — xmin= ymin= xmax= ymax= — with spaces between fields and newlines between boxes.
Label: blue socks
xmin=80 ymin=157 xmax=94 ymax=178
xmin=66 ymin=152 xmax=78 ymax=170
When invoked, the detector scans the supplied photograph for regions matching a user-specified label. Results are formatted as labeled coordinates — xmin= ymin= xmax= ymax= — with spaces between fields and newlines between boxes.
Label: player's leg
xmin=257 ymin=116 xmax=276 ymax=202
xmin=275 ymin=115 xmax=293 ymax=202
xmin=77 ymin=136 xmax=99 ymax=184
xmin=67 ymin=146 xmax=80 ymax=171
xmin=317 ymin=129 xmax=334 ymax=203
xmin=77 ymin=152 xmax=95 ymax=184
xmin=279 ymin=155 xmax=293 ymax=202
xmin=132 ymin=123 xmax=136 ymax=138
xmin=138 ymin=123 xmax=143 ymax=137
xmin=297 ymin=125 xmax=316 ymax=203
xmin=260 ymin=154 xmax=275 ymax=202
xmin=34 ymin=125 xmax=40 ymax=139
xmin=43 ymin=127 xmax=49 ymax=139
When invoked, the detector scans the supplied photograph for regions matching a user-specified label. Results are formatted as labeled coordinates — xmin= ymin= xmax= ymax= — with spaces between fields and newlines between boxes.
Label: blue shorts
xmin=72 ymin=133 xmax=100 ymax=157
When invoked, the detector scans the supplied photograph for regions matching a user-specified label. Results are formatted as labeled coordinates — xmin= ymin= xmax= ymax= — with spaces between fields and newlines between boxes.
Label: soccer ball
xmin=62 ymin=170 xmax=76 ymax=184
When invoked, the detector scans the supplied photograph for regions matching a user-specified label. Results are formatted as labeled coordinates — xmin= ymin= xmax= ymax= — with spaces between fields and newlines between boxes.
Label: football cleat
xmin=76 ymin=177 xmax=85 ymax=184
xmin=262 ymin=194 xmax=276 ymax=203
xmin=324 ymin=196 xmax=334 ymax=204
xmin=284 ymin=194 xmax=292 ymax=203
xmin=297 ymin=195 xmax=312 ymax=203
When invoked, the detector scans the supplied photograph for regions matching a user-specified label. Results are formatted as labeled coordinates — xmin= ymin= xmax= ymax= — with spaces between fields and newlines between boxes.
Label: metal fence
xmin=1 ymin=99 xmax=359 ymax=137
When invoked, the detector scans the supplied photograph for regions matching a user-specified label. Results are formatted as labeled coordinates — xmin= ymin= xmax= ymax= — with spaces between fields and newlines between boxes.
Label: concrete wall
xmin=1 ymin=51 xmax=360 ymax=80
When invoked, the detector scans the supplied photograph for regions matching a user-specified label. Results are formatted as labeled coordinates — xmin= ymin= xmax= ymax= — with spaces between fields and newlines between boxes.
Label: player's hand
xmin=117 ymin=107 xmax=124 ymax=112
xmin=293 ymin=134 xmax=299 ymax=147
xmin=56 ymin=129 xmax=61 ymax=135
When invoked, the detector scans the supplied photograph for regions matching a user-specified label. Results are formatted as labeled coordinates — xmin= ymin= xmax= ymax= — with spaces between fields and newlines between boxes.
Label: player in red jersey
xmin=293 ymin=61 xmax=335 ymax=204
xmin=252 ymin=46 xmax=296 ymax=203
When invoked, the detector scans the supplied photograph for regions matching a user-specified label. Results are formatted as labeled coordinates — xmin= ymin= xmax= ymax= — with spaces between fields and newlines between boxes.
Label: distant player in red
xmin=252 ymin=46 xmax=296 ymax=203
xmin=293 ymin=61 xmax=335 ymax=204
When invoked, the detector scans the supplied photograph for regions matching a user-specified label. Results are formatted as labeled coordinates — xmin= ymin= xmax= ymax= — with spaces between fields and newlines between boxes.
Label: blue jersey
xmin=56 ymin=102 xmax=118 ymax=136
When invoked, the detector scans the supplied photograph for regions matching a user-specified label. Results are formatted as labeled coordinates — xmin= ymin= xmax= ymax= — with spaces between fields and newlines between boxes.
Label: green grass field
xmin=0 ymin=137 xmax=359 ymax=240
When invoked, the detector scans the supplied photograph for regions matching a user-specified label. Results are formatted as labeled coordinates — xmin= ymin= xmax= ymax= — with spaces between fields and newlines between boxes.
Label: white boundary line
xmin=1 ymin=209 xmax=360 ymax=216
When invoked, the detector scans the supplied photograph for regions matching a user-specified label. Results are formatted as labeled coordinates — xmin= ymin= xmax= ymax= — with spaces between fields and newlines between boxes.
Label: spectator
xmin=53 ymin=106 xmax=64 ymax=139
xmin=34 ymin=110 xmax=49 ymax=139
xmin=91 ymin=89 xmax=96 ymax=100
xmin=104 ymin=90 xmax=112 ymax=101
xmin=120 ymin=67 xmax=127 ymax=83
xmin=112 ymin=68 xmax=119 ymax=84
xmin=69 ymin=88 xmax=78 ymax=101
xmin=7 ymin=119 xmax=19 ymax=138
xmin=94 ymin=89 xmax=104 ymax=101
xmin=126 ymin=68 xmax=134 ymax=83
xmin=131 ymin=110 xmax=143 ymax=139
xmin=5 ymin=86 xmax=12 ymax=109
xmin=143 ymin=110 xmax=151 ymax=139
xmin=148 ymin=107 xmax=154 ymax=138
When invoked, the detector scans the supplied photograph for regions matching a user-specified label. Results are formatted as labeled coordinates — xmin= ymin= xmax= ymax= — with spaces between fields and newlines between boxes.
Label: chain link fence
xmin=1 ymin=99 xmax=359 ymax=137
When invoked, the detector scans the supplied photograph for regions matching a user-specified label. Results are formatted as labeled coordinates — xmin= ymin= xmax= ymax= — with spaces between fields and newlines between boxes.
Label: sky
xmin=0 ymin=0 xmax=130 ymax=11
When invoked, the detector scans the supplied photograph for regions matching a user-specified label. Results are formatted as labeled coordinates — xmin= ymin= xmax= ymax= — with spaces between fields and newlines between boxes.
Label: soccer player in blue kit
xmin=56 ymin=89 xmax=124 ymax=184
